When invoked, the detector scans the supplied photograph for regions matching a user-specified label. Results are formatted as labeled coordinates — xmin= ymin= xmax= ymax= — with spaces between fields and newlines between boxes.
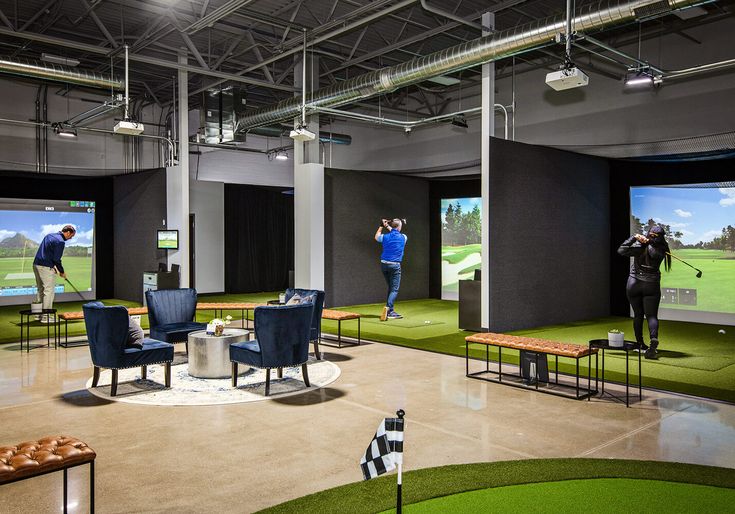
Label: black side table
xmin=588 ymin=339 xmax=642 ymax=407
xmin=19 ymin=309 xmax=58 ymax=353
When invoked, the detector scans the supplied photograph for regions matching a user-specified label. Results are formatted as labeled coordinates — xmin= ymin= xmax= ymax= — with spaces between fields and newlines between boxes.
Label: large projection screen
xmin=0 ymin=198 xmax=96 ymax=306
xmin=441 ymin=197 xmax=481 ymax=300
xmin=629 ymin=183 xmax=735 ymax=325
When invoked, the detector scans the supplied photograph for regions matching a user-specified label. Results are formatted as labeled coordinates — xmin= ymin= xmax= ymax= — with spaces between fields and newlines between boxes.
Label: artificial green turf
xmin=257 ymin=459 xmax=735 ymax=514
xmin=0 ymin=255 xmax=93 ymax=290
xmin=319 ymin=299 xmax=735 ymax=403
xmin=381 ymin=479 xmax=735 ymax=513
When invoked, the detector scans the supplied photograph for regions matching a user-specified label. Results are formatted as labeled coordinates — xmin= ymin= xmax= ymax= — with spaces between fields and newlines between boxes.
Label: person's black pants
xmin=626 ymin=276 xmax=661 ymax=345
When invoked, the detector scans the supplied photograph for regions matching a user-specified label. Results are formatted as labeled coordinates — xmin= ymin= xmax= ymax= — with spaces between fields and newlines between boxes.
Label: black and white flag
xmin=360 ymin=416 xmax=404 ymax=480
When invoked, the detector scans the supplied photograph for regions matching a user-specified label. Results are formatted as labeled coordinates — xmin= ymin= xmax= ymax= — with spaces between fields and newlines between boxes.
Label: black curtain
xmin=224 ymin=185 xmax=294 ymax=292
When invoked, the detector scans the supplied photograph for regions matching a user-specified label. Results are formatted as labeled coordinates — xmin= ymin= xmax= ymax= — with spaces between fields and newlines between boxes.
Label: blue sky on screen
xmin=631 ymin=186 xmax=735 ymax=245
xmin=440 ymin=197 xmax=481 ymax=223
xmin=0 ymin=210 xmax=95 ymax=247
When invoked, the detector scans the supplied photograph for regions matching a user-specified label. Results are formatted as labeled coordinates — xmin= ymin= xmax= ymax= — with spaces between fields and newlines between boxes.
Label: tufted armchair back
xmin=146 ymin=288 xmax=198 ymax=328
xmin=82 ymin=302 xmax=130 ymax=368
xmin=254 ymin=303 xmax=313 ymax=367
xmin=285 ymin=288 xmax=325 ymax=340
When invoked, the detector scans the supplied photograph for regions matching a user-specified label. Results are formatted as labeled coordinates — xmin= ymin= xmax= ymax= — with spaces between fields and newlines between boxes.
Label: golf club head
xmin=696 ymin=271 xmax=702 ymax=278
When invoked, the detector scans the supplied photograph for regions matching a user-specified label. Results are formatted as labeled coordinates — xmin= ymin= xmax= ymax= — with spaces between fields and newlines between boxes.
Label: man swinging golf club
xmin=617 ymin=225 xmax=671 ymax=359
xmin=33 ymin=224 xmax=76 ymax=323
xmin=375 ymin=218 xmax=408 ymax=321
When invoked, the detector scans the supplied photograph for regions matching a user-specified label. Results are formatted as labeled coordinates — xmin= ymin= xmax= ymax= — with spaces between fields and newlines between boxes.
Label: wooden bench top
xmin=322 ymin=309 xmax=361 ymax=321
xmin=465 ymin=332 xmax=597 ymax=358
xmin=59 ymin=306 xmax=148 ymax=320
xmin=0 ymin=436 xmax=96 ymax=484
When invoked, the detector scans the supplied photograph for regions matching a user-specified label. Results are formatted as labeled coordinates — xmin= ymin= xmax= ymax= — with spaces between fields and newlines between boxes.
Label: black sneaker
xmin=635 ymin=342 xmax=649 ymax=352
xmin=644 ymin=347 xmax=658 ymax=360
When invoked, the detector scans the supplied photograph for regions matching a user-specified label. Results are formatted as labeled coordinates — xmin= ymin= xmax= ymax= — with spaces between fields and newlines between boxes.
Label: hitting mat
xmin=86 ymin=356 xmax=340 ymax=406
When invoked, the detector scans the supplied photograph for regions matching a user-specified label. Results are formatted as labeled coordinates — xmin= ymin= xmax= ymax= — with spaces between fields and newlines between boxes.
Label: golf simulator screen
xmin=630 ymin=183 xmax=735 ymax=325
xmin=0 ymin=198 xmax=96 ymax=306
xmin=441 ymin=197 xmax=481 ymax=300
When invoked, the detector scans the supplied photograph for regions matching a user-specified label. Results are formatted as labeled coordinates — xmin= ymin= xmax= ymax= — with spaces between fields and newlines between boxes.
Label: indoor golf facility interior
xmin=0 ymin=0 xmax=734 ymax=512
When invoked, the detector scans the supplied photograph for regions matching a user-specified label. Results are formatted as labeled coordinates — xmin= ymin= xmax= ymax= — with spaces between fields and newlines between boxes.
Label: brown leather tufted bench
xmin=58 ymin=307 xmax=149 ymax=347
xmin=465 ymin=332 xmax=599 ymax=400
xmin=0 ymin=436 xmax=96 ymax=513
xmin=320 ymin=309 xmax=361 ymax=349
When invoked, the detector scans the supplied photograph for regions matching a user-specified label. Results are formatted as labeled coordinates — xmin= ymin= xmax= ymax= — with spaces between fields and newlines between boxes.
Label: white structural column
xmin=293 ymin=52 xmax=325 ymax=290
xmin=166 ymin=49 xmax=190 ymax=287
xmin=481 ymin=13 xmax=495 ymax=330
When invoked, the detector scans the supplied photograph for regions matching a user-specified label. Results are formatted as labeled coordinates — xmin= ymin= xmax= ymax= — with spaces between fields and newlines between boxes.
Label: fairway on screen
xmin=629 ymin=183 xmax=735 ymax=325
xmin=441 ymin=197 xmax=481 ymax=300
xmin=0 ymin=198 xmax=95 ymax=306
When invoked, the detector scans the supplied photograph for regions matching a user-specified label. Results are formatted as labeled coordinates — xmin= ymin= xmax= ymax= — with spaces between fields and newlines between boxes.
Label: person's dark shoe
xmin=645 ymin=339 xmax=659 ymax=359
xmin=387 ymin=311 xmax=403 ymax=319
xmin=635 ymin=342 xmax=649 ymax=352
xmin=380 ymin=306 xmax=389 ymax=322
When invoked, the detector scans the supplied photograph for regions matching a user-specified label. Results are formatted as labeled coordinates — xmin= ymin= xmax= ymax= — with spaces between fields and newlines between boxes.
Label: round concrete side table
xmin=187 ymin=328 xmax=249 ymax=378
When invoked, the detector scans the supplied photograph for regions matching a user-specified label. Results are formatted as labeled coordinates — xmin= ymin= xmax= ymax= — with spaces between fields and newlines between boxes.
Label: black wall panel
xmin=325 ymin=169 xmax=430 ymax=308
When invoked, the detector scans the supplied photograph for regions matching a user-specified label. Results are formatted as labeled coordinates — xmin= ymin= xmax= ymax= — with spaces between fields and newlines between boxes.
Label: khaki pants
xmin=33 ymin=264 xmax=57 ymax=312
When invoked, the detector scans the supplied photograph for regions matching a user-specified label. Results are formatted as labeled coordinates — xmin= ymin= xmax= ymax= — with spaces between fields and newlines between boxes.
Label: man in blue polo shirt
xmin=33 ymin=224 xmax=76 ymax=322
xmin=375 ymin=218 xmax=408 ymax=321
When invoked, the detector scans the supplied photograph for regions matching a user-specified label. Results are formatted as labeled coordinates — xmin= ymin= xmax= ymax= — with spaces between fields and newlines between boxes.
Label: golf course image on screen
xmin=630 ymin=184 xmax=735 ymax=322
xmin=0 ymin=198 xmax=95 ymax=304
xmin=441 ymin=197 xmax=481 ymax=300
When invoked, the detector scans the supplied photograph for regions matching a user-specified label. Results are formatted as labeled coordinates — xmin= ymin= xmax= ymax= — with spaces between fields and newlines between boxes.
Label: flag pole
xmin=396 ymin=409 xmax=405 ymax=514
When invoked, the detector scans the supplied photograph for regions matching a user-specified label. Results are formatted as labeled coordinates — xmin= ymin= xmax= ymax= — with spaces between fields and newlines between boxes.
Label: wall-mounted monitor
xmin=157 ymin=230 xmax=179 ymax=250
xmin=0 ymin=197 xmax=96 ymax=305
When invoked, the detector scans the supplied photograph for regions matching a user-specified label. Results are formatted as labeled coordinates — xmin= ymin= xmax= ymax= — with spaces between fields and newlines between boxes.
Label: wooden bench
xmin=320 ymin=309 xmax=361 ymax=349
xmin=58 ymin=307 xmax=149 ymax=347
xmin=0 ymin=436 xmax=96 ymax=513
xmin=465 ymin=332 xmax=598 ymax=400
xmin=195 ymin=302 xmax=266 ymax=328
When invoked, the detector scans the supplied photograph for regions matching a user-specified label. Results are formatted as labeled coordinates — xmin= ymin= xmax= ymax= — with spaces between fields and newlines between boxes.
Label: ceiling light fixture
xmin=275 ymin=150 xmax=288 ymax=161
xmin=53 ymin=124 xmax=77 ymax=138
xmin=451 ymin=113 xmax=468 ymax=128
xmin=41 ymin=53 xmax=80 ymax=67
xmin=624 ymin=68 xmax=662 ymax=87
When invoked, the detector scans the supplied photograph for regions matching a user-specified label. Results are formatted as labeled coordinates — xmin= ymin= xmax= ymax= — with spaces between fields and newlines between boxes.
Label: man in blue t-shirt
xmin=33 ymin=224 xmax=76 ymax=322
xmin=374 ymin=218 xmax=408 ymax=321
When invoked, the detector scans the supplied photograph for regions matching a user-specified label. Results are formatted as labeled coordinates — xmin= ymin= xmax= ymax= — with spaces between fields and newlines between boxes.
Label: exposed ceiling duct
xmin=237 ymin=0 xmax=708 ymax=130
xmin=0 ymin=56 xmax=123 ymax=90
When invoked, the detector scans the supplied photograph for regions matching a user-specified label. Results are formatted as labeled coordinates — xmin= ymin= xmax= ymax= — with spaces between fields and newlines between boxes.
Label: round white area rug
xmin=85 ymin=356 xmax=340 ymax=406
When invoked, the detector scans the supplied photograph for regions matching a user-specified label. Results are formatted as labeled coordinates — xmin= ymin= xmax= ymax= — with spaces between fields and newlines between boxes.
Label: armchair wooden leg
xmin=185 ymin=340 xmax=189 ymax=356
xmin=92 ymin=366 xmax=100 ymax=387
xmin=277 ymin=367 xmax=283 ymax=378
xmin=232 ymin=362 xmax=238 ymax=387
xmin=313 ymin=339 xmax=321 ymax=360
xmin=302 ymin=363 xmax=310 ymax=387
xmin=164 ymin=362 xmax=171 ymax=388
xmin=141 ymin=366 xmax=147 ymax=380
xmin=110 ymin=369 xmax=118 ymax=397
xmin=265 ymin=369 xmax=271 ymax=396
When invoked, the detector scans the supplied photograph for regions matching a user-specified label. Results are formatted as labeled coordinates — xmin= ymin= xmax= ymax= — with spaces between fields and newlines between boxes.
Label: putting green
xmin=258 ymin=459 xmax=735 ymax=514
xmin=379 ymin=479 xmax=735 ymax=513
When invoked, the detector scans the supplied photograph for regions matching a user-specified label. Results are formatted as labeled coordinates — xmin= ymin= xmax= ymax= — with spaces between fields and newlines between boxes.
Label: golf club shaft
xmin=666 ymin=252 xmax=703 ymax=273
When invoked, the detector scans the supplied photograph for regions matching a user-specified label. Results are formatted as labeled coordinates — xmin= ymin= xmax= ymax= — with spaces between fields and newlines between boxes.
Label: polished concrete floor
xmin=1 ymin=336 xmax=734 ymax=513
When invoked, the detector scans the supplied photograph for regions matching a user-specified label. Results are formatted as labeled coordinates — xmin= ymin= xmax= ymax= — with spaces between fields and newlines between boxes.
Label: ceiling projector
xmin=289 ymin=126 xmax=316 ymax=142
xmin=545 ymin=66 xmax=589 ymax=91
xmin=113 ymin=120 xmax=145 ymax=135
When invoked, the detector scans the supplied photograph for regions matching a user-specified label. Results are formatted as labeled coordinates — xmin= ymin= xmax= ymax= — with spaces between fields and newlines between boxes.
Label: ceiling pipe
xmin=0 ymin=56 xmax=123 ymax=90
xmin=418 ymin=0 xmax=487 ymax=32
xmin=237 ymin=0 xmax=709 ymax=130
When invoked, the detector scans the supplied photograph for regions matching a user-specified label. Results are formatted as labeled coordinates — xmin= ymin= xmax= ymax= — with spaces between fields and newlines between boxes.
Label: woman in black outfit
xmin=617 ymin=225 xmax=672 ymax=359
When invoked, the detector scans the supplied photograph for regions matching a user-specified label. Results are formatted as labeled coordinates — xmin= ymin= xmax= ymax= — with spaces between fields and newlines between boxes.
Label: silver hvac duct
xmin=238 ymin=0 xmax=706 ymax=130
xmin=0 ymin=56 xmax=123 ymax=90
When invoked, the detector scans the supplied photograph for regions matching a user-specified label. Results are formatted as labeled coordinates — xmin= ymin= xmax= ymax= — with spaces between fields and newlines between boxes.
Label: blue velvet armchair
xmin=285 ymin=288 xmax=325 ymax=359
xmin=145 ymin=288 xmax=206 ymax=353
xmin=83 ymin=302 xmax=174 ymax=396
xmin=230 ymin=303 xmax=314 ymax=396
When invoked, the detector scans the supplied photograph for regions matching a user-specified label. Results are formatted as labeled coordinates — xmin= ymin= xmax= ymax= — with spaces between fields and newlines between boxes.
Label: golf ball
xmin=719 ymin=329 xmax=726 ymax=335
xmin=424 ymin=320 xmax=431 ymax=324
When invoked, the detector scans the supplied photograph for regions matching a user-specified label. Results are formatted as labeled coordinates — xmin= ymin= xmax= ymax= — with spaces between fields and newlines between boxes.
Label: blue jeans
xmin=381 ymin=262 xmax=402 ymax=312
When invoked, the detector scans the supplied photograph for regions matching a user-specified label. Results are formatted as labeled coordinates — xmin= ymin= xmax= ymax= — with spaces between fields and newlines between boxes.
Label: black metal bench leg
xmin=498 ymin=347 xmax=502 ymax=382
xmin=90 ymin=460 xmax=95 ymax=514
xmin=576 ymin=358 xmax=580 ymax=399
xmin=588 ymin=352 xmax=591 ymax=401
xmin=63 ymin=467 xmax=68 ymax=514
xmin=358 ymin=317 xmax=361 ymax=344
xmin=465 ymin=340 xmax=469 ymax=376
xmin=338 ymin=320 xmax=342 ymax=348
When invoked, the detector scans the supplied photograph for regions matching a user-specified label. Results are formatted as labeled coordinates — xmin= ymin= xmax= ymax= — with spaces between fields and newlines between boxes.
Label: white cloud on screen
xmin=0 ymin=229 xmax=16 ymax=242
xmin=674 ymin=209 xmax=692 ymax=218
xmin=719 ymin=188 xmax=735 ymax=207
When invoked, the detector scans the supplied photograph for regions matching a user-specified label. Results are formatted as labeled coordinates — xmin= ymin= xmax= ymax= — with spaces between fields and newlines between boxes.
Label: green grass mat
xmin=380 ymin=478 xmax=735 ymax=513
xmin=258 ymin=459 xmax=735 ymax=514
xmin=320 ymin=299 xmax=735 ymax=403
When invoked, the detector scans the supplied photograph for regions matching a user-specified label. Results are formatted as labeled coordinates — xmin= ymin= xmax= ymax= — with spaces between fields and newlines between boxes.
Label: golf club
xmin=64 ymin=277 xmax=87 ymax=300
xmin=666 ymin=252 xmax=703 ymax=278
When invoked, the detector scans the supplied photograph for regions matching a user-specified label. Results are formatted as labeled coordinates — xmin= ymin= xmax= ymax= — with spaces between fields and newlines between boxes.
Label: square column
xmin=481 ymin=12 xmax=495 ymax=330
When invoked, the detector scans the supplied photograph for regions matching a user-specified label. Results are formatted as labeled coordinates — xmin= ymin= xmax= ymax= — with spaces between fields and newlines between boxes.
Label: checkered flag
xmin=360 ymin=415 xmax=405 ymax=481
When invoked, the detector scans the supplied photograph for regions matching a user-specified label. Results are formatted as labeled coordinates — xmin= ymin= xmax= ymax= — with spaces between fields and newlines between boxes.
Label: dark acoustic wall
xmin=112 ymin=169 xmax=167 ymax=303
xmin=224 ymin=185 xmax=294 ymax=293
xmin=487 ymin=138 xmax=611 ymax=332
xmin=0 ymin=170 xmax=115 ymax=299
xmin=325 ymin=168 xmax=430 ymax=308
xmin=429 ymin=178 xmax=480 ymax=298
xmin=609 ymin=157 xmax=735 ymax=316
